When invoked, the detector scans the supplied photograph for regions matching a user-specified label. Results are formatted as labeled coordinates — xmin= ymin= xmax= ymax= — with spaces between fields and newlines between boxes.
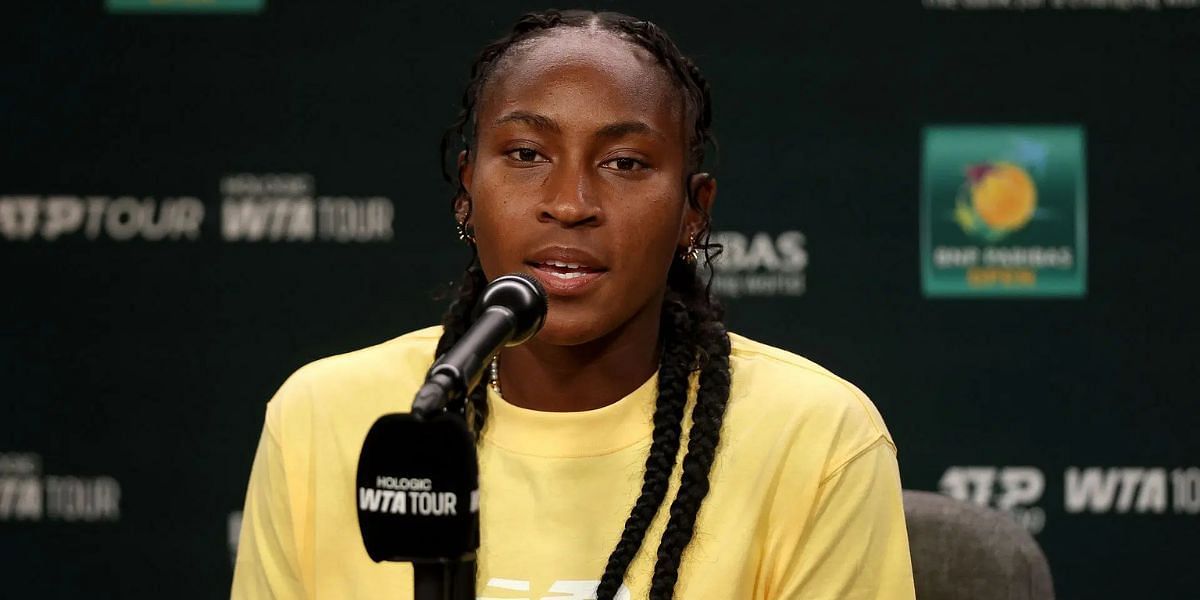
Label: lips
xmin=525 ymin=247 xmax=608 ymax=295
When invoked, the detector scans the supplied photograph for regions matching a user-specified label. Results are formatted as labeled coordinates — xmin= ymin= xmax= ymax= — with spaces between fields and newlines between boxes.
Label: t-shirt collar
xmin=482 ymin=372 xmax=658 ymax=458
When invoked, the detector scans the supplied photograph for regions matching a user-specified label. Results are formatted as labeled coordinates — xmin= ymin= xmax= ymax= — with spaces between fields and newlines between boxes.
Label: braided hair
xmin=435 ymin=10 xmax=730 ymax=599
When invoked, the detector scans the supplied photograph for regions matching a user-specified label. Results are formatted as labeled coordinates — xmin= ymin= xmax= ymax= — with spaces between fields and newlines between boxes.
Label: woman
xmin=233 ymin=9 xmax=914 ymax=599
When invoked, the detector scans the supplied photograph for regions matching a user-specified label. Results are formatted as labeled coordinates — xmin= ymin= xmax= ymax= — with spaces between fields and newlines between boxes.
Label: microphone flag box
xmin=356 ymin=413 xmax=479 ymax=562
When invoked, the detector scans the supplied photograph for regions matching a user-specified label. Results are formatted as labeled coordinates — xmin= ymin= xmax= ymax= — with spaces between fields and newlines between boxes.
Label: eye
xmin=505 ymin=147 xmax=548 ymax=163
xmin=601 ymin=157 xmax=648 ymax=172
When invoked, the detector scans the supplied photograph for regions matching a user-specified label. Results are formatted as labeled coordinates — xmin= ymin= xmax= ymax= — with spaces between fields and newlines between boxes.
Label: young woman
xmin=233 ymin=9 xmax=914 ymax=600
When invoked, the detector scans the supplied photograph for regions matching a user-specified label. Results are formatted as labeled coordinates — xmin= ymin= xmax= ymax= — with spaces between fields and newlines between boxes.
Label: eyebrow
xmin=494 ymin=111 xmax=561 ymax=133
xmin=493 ymin=111 xmax=664 ymax=140
xmin=596 ymin=120 xmax=662 ymax=140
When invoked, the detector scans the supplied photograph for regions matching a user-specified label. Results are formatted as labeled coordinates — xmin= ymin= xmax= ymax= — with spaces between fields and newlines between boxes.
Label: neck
xmin=495 ymin=304 xmax=663 ymax=412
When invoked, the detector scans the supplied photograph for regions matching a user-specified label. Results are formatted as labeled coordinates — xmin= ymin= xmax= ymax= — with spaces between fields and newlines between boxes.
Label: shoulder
xmin=724 ymin=332 xmax=895 ymax=478
xmin=264 ymin=326 xmax=443 ymax=433
xmin=289 ymin=325 xmax=442 ymax=388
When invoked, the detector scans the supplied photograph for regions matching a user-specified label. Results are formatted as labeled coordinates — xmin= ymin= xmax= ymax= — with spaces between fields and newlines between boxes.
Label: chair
xmin=902 ymin=490 xmax=1055 ymax=600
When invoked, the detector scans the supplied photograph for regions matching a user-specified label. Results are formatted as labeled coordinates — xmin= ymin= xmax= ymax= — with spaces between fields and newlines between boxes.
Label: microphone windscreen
xmin=475 ymin=273 xmax=548 ymax=345
xmin=356 ymin=413 xmax=479 ymax=562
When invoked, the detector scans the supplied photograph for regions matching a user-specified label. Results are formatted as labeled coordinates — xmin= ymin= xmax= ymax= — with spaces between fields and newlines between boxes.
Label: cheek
xmin=468 ymin=166 xmax=516 ymax=222
xmin=469 ymin=162 xmax=537 ymax=223
xmin=605 ymin=193 xmax=686 ymax=302
xmin=612 ymin=185 xmax=686 ymax=251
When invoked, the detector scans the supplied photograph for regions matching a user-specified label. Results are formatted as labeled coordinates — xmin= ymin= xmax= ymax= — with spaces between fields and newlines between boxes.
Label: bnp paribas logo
xmin=921 ymin=125 xmax=1087 ymax=298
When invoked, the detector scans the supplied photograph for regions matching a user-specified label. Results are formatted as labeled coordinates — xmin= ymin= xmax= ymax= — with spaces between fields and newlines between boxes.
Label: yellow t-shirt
xmin=232 ymin=326 xmax=915 ymax=599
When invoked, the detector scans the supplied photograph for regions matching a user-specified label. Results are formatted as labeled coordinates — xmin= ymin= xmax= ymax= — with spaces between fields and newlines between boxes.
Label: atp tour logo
xmin=708 ymin=230 xmax=807 ymax=298
xmin=940 ymin=466 xmax=1046 ymax=533
xmin=0 ymin=452 xmax=121 ymax=523
xmin=0 ymin=195 xmax=204 ymax=241
xmin=357 ymin=476 xmax=470 ymax=517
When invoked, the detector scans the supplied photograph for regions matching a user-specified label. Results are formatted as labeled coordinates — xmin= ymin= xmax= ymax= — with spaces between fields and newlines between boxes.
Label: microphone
xmin=411 ymin=273 xmax=547 ymax=418
xmin=356 ymin=273 xmax=547 ymax=599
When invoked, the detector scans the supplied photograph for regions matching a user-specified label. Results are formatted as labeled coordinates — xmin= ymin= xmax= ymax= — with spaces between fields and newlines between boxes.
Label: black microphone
xmin=356 ymin=273 xmax=547 ymax=599
xmin=356 ymin=412 xmax=478 ymax=563
xmin=411 ymin=273 xmax=547 ymax=418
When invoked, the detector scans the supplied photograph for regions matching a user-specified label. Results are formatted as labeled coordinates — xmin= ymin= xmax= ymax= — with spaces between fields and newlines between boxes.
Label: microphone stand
xmin=400 ymin=275 xmax=547 ymax=600
xmin=409 ymin=384 xmax=481 ymax=600
xmin=412 ymin=556 xmax=476 ymax=600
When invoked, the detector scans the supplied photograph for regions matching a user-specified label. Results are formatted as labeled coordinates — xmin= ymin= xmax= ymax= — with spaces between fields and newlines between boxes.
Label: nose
xmin=538 ymin=162 xmax=602 ymax=228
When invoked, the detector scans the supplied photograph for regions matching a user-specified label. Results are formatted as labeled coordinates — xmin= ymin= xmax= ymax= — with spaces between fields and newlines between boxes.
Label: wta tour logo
xmin=921 ymin=126 xmax=1087 ymax=297
xmin=0 ymin=452 xmax=121 ymax=523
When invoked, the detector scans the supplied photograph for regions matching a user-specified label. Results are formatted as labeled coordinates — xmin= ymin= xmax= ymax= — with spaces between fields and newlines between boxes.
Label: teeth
xmin=544 ymin=260 xmax=583 ymax=269
xmin=548 ymin=271 xmax=588 ymax=280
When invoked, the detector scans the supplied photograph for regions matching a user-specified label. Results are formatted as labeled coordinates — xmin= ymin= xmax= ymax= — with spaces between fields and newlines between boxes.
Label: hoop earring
xmin=456 ymin=219 xmax=475 ymax=244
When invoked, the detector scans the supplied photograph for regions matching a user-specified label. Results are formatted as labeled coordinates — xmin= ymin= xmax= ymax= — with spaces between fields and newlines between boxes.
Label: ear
xmin=458 ymin=150 xmax=473 ymax=191
xmin=680 ymin=173 xmax=717 ymax=245
xmin=455 ymin=150 xmax=474 ymax=224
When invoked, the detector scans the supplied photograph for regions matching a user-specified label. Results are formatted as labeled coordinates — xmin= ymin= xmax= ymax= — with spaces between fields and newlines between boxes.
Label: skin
xmin=458 ymin=27 xmax=717 ymax=413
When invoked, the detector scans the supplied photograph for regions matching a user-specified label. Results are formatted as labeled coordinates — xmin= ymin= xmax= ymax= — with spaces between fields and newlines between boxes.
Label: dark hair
xmin=435 ymin=10 xmax=730 ymax=599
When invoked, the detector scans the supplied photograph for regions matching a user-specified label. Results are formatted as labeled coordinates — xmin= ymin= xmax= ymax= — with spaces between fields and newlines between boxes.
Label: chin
xmin=531 ymin=310 xmax=610 ymax=347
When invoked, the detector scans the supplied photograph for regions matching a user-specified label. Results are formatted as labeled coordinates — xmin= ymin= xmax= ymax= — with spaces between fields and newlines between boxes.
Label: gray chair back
xmin=903 ymin=490 xmax=1054 ymax=600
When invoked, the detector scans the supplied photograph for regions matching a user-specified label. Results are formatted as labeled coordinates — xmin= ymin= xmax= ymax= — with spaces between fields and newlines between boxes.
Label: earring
xmin=455 ymin=218 xmax=475 ymax=244
xmin=681 ymin=233 xmax=699 ymax=264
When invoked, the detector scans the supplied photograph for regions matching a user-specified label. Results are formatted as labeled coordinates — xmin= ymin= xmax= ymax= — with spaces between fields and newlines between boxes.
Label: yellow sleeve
xmin=231 ymin=378 xmax=313 ymax=600
xmin=770 ymin=438 xmax=916 ymax=599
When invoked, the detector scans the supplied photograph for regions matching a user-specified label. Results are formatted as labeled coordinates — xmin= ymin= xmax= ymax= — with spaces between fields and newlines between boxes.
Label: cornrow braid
xmin=434 ymin=10 xmax=730 ymax=599
xmin=611 ymin=17 xmax=715 ymax=172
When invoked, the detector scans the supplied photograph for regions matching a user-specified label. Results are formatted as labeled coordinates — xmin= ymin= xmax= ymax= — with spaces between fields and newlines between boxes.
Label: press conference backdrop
xmin=2 ymin=1 xmax=1197 ymax=598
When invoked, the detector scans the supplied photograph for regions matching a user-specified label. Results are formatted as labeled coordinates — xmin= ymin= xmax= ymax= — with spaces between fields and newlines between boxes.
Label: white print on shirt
xmin=478 ymin=577 xmax=630 ymax=600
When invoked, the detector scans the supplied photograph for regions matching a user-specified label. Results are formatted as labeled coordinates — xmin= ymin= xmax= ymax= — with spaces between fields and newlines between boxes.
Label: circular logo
xmin=955 ymin=162 xmax=1037 ymax=241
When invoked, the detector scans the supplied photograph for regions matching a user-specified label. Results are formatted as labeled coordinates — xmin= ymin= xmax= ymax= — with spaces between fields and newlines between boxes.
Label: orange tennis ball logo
xmin=954 ymin=162 xmax=1037 ymax=241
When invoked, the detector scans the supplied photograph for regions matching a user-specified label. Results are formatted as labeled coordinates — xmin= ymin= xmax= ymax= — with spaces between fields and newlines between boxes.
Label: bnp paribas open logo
xmin=921 ymin=126 xmax=1087 ymax=297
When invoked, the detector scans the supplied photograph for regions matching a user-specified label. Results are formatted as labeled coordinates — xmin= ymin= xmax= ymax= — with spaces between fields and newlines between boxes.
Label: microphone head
xmin=476 ymin=273 xmax=548 ymax=346
xmin=357 ymin=413 xmax=478 ymax=562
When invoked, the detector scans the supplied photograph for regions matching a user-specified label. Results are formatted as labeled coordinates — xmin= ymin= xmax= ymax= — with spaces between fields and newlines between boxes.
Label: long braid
xmin=649 ymin=263 xmax=731 ymax=598
xmin=595 ymin=294 xmax=694 ymax=599
xmin=435 ymin=10 xmax=731 ymax=599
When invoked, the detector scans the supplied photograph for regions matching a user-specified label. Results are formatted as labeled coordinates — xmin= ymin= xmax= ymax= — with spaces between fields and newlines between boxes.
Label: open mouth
xmin=524 ymin=250 xmax=608 ymax=295
xmin=531 ymin=260 xmax=604 ymax=280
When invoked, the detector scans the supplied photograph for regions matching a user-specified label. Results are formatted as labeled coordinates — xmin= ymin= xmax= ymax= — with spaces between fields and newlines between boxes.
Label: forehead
xmin=478 ymin=28 xmax=683 ymax=133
